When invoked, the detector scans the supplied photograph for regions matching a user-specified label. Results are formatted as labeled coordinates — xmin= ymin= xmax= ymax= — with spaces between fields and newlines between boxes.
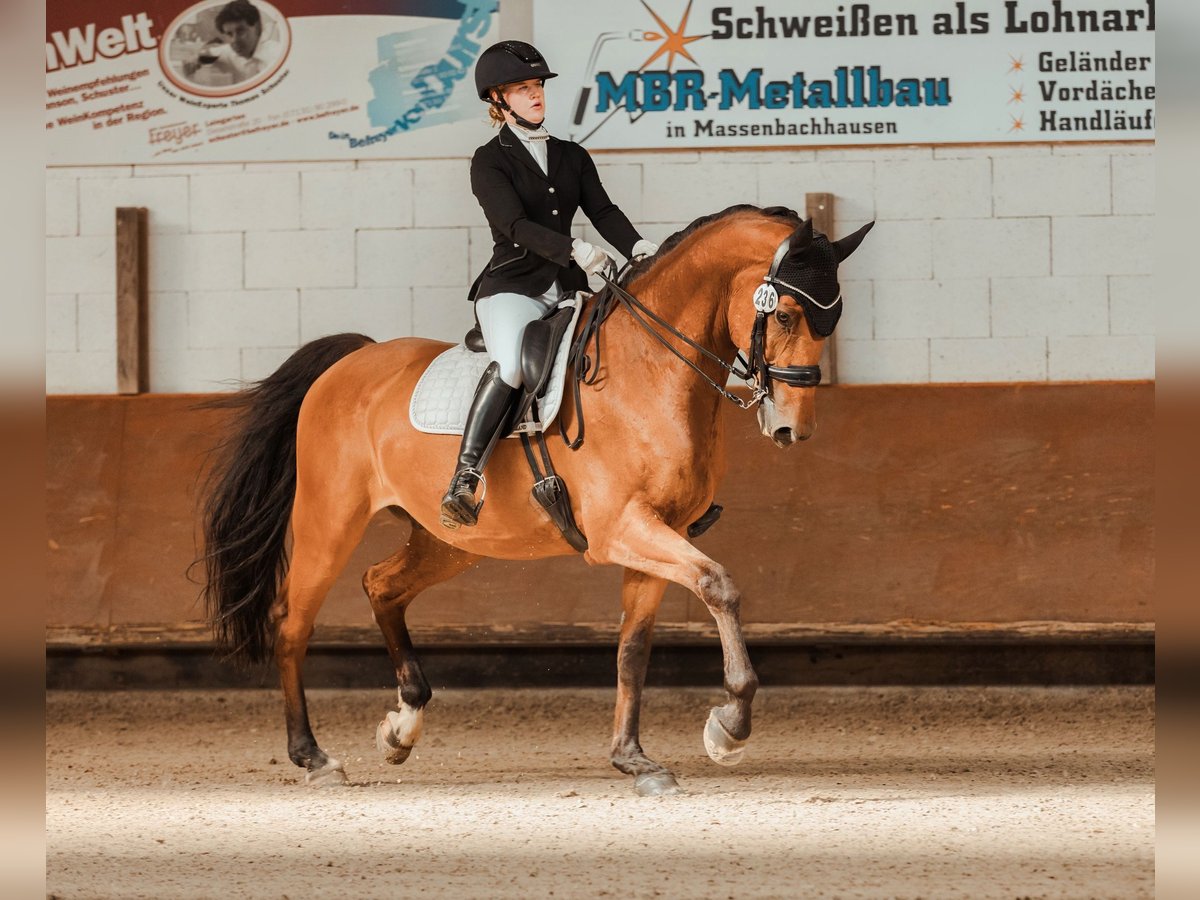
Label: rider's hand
xmin=571 ymin=239 xmax=614 ymax=277
xmin=631 ymin=239 xmax=659 ymax=260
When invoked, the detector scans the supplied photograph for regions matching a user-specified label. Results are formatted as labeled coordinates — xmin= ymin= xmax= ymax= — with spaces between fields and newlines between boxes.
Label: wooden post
xmin=115 ymin=207 xmax=148 ymax=394
xmin=805 ymin=192 xmax=837 ymax=385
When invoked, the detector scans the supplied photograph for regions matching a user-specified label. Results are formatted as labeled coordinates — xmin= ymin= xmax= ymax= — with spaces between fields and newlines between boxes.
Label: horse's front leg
xmin=600 ymin=512 xmax=758 ymax=774
xmin=611 ymin=570 xmax=681 ymax=796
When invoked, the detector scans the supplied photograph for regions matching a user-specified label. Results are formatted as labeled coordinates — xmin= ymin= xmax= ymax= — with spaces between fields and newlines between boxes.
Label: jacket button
xmin=551 ymin=209 xmax=558 ymax=215
xmin=549 ymin=187 xmax=556 ymax=193
xmin=513 ymin=242 xmax=520 ymax=247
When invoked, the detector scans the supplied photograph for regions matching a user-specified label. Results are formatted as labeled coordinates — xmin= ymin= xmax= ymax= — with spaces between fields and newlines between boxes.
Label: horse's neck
xmin=604 ymin=256 xmax=738 ymax=392
xmin=573 ymin=251 xmax=740 ymax=457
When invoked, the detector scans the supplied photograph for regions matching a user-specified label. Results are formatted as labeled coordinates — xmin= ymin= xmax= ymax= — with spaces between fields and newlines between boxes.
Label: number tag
xmin=753 ymin=283 xmax=779 ymax=313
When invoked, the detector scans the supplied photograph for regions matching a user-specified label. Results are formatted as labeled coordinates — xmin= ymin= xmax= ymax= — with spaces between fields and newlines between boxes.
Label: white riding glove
xmin=631 ymin=239 xmax=659 ymax=260
xmin=571 ymin=239 xmax=613 ymax=277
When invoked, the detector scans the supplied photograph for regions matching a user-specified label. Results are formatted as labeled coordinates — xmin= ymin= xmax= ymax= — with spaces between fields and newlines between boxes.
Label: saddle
xmin=409 ymin=298 xmax=581 ymax=437
xmin=462 ymin=305 xmax=572 ymax=404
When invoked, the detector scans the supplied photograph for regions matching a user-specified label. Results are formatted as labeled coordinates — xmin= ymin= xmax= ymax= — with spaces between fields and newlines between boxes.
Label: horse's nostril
xmin=773 ymin=427 xmax=796 ymax=446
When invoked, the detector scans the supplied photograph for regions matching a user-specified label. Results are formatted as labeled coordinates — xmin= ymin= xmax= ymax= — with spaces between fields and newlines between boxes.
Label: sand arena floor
xmin=46 ymin=686 xmax=1153 ymax=898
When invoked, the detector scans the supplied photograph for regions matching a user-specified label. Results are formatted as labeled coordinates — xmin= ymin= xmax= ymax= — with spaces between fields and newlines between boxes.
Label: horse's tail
xmin=197 ymin=333 xmax=376 ymax=664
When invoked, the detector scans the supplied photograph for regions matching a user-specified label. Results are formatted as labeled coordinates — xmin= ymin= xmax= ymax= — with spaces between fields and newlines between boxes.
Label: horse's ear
xmin=832 ymin=221 xmax=875 ymax=262
xmin=789 ymin=218 xmax=814 ymax=253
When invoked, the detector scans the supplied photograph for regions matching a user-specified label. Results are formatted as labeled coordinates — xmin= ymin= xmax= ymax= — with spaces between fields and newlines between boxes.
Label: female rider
xmin=440 ymin=40 xmax=658 ymax=529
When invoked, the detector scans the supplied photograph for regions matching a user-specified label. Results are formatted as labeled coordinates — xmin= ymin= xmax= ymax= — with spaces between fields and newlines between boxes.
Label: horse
xmin=199 ymin=204 xmax=873 ymax=795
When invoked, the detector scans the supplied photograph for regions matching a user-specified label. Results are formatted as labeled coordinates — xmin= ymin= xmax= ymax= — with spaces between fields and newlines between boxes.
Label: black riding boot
xmin=440 ymin=362 xmax=518 ymax=529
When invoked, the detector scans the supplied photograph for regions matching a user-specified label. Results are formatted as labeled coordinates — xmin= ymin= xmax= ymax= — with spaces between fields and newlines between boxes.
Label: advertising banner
xmin=534 ymin=0 xmax=1155 ymax=148
xmin=46 ymin=0 xmax=498 ymax=164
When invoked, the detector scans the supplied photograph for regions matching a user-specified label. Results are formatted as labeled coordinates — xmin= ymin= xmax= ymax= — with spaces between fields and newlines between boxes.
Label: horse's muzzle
xmin=757 ymin=399 xmax=814 ymax=448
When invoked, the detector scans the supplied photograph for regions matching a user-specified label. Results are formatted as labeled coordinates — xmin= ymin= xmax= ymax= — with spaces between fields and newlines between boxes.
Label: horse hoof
xmin=376 ymin=718 xmax=413 ymax=765
xmin=634 ymin=771 xmax=683 ymax=797
xmin=304 ymin=758 xmax=347 ymax=787
xmin=704 ymin=709 xmax=748 ymax=767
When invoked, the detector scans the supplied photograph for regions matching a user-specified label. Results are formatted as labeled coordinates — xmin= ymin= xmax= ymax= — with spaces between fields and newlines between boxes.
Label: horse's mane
xmin=621 ymin=204 xmax=802 ymax=286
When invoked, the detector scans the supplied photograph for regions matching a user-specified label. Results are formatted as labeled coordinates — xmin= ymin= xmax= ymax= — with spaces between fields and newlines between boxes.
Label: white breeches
xmin=474 ymin=283 xmax=562 ymax=388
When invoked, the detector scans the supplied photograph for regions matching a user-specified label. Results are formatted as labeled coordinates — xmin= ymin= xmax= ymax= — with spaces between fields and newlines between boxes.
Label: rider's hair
xmin=486 ymin=92 xmax=506 ymax=127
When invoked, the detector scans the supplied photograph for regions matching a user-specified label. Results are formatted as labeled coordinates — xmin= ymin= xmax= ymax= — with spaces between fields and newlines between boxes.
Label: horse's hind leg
xmin=363 ymin=522 xmax=479 ymax=765
xmin=276 ymin=486 xmax=370 ymax=787
xmin=611 ymin=570 xmax=682 ymax=796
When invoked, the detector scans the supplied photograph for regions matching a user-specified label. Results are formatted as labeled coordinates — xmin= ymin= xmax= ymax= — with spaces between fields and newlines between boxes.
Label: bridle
xmin=561 ymin=232 xmax=836 ymax=449
xmin=747 ymin=234 xmax=835 ymax=393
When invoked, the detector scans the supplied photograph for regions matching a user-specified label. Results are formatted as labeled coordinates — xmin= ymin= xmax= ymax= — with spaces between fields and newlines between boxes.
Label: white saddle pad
xmin=409 ymin=296 xmax=582 ymax=436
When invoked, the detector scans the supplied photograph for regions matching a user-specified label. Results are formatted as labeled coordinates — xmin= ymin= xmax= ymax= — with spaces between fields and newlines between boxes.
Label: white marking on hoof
xmin=377 ymin=700 xmax=423 ymax=765
xmin=704 ymin=709 xmax=748 ymax=767
xmin=390 ymin=699 xmax=424 ymax=745
xmin=304 ymin=758 xmax=347 ymax=787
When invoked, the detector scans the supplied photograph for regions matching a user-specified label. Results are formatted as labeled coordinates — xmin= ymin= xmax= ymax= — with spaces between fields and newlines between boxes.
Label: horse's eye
xmin=776 ymin=310 xmax=793 ymax=329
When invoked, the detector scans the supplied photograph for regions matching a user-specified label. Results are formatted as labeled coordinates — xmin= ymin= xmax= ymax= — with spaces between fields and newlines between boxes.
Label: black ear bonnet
xmin=772 ymin=236 xmax=842 ymax=337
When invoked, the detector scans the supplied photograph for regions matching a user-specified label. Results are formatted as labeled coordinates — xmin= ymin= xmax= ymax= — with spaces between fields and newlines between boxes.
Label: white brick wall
xmin=80 ymin=176 xmax=190 ymax=234
xmin=994 ymin=156 xmax=1110 ymax=218
xmin=1108 ymin=275 xmax=1151 ymax=336
xmin=757 ymin=160 xmax=875 ymax=224
xmin=150 ymin=233 xmax=243 ymax=292
xmin=992 ymin=276 xmax=1109 ymax=337
xmin=932 ymin=337 xmax=1048 ymax=382
xmin=409 ymin=160 xmax=477 ymax=228
xmin=301 ymin=168 xmax=414 ymax=230
xmin=838 ymin=338 xmax=929 ymax=384
xmin=873 ymin=279 xmax=990 ymax=340
xmin=1053 ymin=215 xmax=1152 ymax=276
xmin=642 ymin=162 xmax=755 ymax=222
xmin=46 ymin=236 xmax=113 ymax=295
xmin=246 ymin=231 xmax=354 ymax=288
xmin=1049 ymin=335 xmax=1155 ymax=380
xmin=45 ymin=180 xmax=78 ymax=237
xmin=45 ymin=141 xmax=1153 ymax=392
xmin=149 ymin=292 xmax=189 ymax=351
xmin=933 ymin=218 xmax=1050 ymax=279
xmin=45 ymin=295 xmax=77 ymax=352
xmin=77 ymin=294 xmax=118 ymax=352
xmin=1112 ymin=154 xmax=1154 ymax=216
xmin=300 ymin=288 xmax=413 ymax=344
xmin=875 ymin=159 xmax=991 ymax=220
xmin=190 ymin=172 xmax=299 ymax=232
xmin=357 ymin=228 xmax=470 ymax=287
xmin=188 ymin=290 xmax=299 ymax=349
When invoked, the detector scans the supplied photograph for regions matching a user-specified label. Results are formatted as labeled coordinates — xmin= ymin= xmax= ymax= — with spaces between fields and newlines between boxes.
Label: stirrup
xmin=440 ymin=469 xmax=486 ymax=529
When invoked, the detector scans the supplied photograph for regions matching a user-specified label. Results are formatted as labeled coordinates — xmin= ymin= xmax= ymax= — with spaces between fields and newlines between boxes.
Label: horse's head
xmin=734 ymin=215 xmax=873 ymax=447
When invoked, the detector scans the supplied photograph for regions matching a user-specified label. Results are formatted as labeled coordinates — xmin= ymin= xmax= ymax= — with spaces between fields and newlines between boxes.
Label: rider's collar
xmin=509 ymin=121 xmax=550 ymax=143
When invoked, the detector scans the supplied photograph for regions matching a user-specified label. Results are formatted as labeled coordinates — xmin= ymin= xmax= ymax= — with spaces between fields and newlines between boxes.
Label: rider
xmin=440 ymin=40 xmax=658 ymax=529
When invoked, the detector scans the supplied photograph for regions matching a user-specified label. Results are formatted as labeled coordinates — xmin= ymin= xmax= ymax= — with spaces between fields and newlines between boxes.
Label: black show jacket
xmin=467 ymin=124 xmax=642 ymax=302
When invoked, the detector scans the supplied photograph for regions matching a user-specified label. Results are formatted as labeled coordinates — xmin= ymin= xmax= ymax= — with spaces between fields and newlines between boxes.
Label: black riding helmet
xmin=474 ymin=40 xmax=558 ymax=101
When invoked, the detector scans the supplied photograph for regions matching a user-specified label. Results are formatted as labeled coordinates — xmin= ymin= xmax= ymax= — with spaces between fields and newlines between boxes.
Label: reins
xmin=560 ymin=232 xmax=827 ymax=450
xmin=559 ymin=263 xmax=762 ymax=450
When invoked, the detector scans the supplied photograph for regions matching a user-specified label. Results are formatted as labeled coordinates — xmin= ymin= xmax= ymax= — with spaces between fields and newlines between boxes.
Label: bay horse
xmin=200 ymin=204 xmax=872 ymax=795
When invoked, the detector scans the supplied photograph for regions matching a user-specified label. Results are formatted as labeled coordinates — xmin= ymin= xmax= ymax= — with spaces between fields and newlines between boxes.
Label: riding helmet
xmin=474 ymin=41 xmax=558 ymax=101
